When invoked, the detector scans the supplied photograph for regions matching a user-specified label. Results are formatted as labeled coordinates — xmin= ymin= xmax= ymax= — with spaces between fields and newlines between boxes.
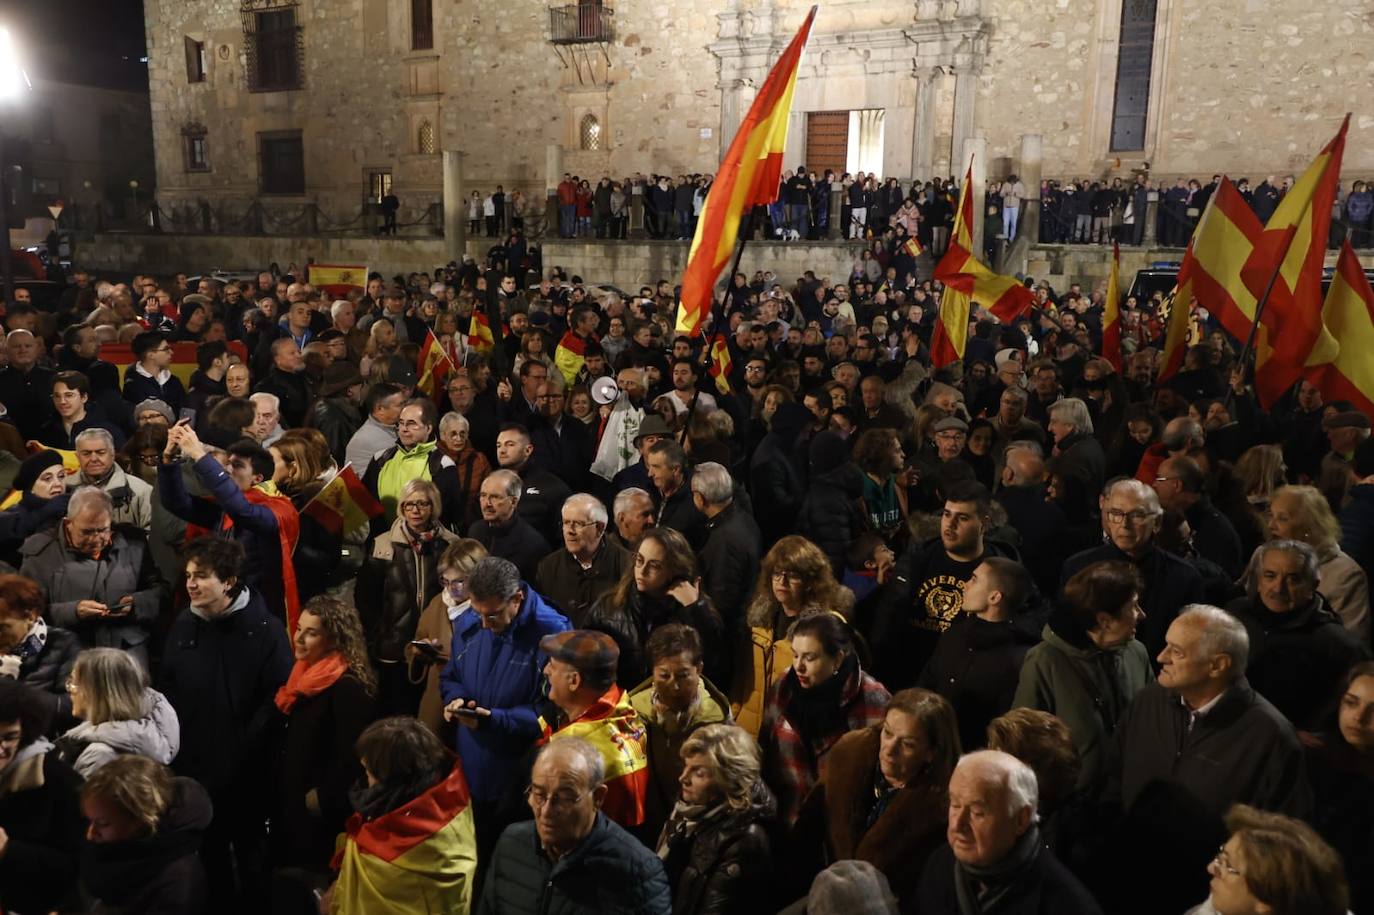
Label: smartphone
xmin=178 ymin=407 xmax=197 ymax=425
xmin=450 ymin=705 xmax=482 ymax=717
xmin=408 ymin=639 xmax=440 ymax=655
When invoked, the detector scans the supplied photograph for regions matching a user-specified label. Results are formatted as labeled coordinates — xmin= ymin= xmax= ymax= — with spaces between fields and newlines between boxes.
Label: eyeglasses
xmin=480 ymin=493 xmax=511 ymax=503
xmin=440 ymin=576 xmax=467 ymax=591
xmin=1105 ymin=509 xmax=1157 ymax=525
xmin=1153 ymin=476 xmax=1180 ymax=485
xmin=771 ymin=571 xmax=803 ymax=585
xmin=64 ymin=677 xmax=80 ymax=694
xmin=525 ymin=785 xmax=587 ymax=810
xmin=139 ymin=452 xmax=160 ymax=465
xmin=1212 ymin=846 xmax=1241 ymax=877
xmin=400 ymin=500 xmax=432 ymax=512
xmin=73 ymin=524 xmax=112 ymax=538
xmin=561 ymin=518 xmax=598 ymax=533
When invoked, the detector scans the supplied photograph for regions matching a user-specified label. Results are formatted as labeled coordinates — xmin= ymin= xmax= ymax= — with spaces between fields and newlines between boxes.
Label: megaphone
xmin=590 ymin=376 xmax=620 ymax=405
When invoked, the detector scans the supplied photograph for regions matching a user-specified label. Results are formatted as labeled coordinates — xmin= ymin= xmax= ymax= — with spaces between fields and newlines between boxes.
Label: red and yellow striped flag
xmin=930 ymin=164 xmax=975 ymax=369
xmin=416 ymin=329 xmax=454 ymax=399
xmin=1239 ymin=115 xmax=1348 ymax=405
xmin=1305 ymin=241 xmax=1374 ymax=416
xmin=675 ymin=7 xmax=817 ymax=337
xmin=902 ymin=235 xmax=924 ymax=258
xmin=539 ymin=685 xmax=649 ymax=829
xmin=307 ymin=263 xmax=367 ymax=298
xmin=554 ymin=330 xmax=589 ymax=386
xmin=467 ymin=303 xmax=495 ymax=354
xmin=300 ymin=464 xmax=383 ymax=536
xmin=1102 ymin=242 xmax=1122 ymax=371
xmin=708 ymin=333 xmax=733 ymax=395
xmin=1157 ymin=279 xmax=1193 ymax=384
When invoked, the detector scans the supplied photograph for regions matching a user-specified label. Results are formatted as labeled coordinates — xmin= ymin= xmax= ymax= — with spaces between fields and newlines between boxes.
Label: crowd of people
xmin=0 ymin=245 xmax=1367 ymax=915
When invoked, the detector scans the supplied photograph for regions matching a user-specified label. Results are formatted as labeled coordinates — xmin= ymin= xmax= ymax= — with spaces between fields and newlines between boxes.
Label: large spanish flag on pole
xmin=1238 ymin=115 xmax=1348 ymax=406
xmin=675 ymin=6 xmax=817 ymax=337
xmin=930 ymin=163 xmax=976 ymax=368
xmin=329 ymin=760 xmax=477 ymax=915
xmin=416 ymin=329 xmax=455 ymax=399
xmin=1305 ymin=241 xmax=1374 ymax=417
xmin=1102 ymin=242 xmax=1122 ymax=371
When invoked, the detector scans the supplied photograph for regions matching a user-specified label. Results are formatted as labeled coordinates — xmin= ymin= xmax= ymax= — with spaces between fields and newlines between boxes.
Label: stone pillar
xmin=966 ymin=136 xmax=987 ymax=259
xmin=545 ymin=143 xmax=563 ymax=237
xmin=828 ymin=182 xmax=843 ymax=240
xmin=442 ymin=150 xmax=465 ymax=259
xmin=1018 ymin=133 xmax=1043 ymax=244
xmin=630 ymin=184 xmax=646 ymax=239
xmin=718 ymin=80 xmax=743 ymax=162
xmin=911 ymin=68 xmax=939 ymax=180
xmin=951 ymin=69 xmax=978 ymax=172
xmin=1144 ymin=190 xmax=1159 ymax=246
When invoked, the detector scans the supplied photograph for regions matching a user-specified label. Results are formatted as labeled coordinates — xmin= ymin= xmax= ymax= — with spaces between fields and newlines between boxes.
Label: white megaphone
xmin=590 ymin=376 xmax=621 ymax=405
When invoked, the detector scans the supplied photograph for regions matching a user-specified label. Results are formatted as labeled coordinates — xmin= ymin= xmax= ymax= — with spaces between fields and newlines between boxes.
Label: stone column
xmin=630 ymin=184 xmax=646 ymax=239
xmin=1018 ymin=133 xmax=1043 ymax=244
xmin=911 ymin=68 xmax=939 ymax=180
xmin=1144 ymin=190 xmax=1159 ymax=246
xmin=442 ymin=149 xmax=465 ymax=260
xmin=828 ymin=182 xmax=843 ymax=240
xmin=718 ymin=79 xmax=743 ymax=162
xmin=966 ymin=136 xmax=987 ymax=259
xmin=545 ymin=143 xmax=563 ymax=236
xmin=951 ymin=69 xmax=978 ymax=173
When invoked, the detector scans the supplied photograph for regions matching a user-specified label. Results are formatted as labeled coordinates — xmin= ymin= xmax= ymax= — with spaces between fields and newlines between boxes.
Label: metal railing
xmin=549 ymin=4 xmax=613 ymax=43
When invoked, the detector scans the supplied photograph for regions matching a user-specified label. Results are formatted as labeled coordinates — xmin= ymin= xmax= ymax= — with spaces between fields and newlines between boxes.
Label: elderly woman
xmin=322 ymin=717 xmax=477 ymax=914
xmin=795 ymin=688 xmax=960 ymax=913
xmin=629 ymin=624 xmax=733 ymax=841
xmin=272 ymin=596 xmax=377 ymax=871
xmin=405 ymin=538 xmax=487 ymax=738
xmin=56 ymin=648 xmax=179 ymax=778
xmin=1261 ymin=484 xmax=1369 ymax=641
xmin=657 ymin=723 xmax=774 ymax=915
xmin=1183 ymin=805 xmax=1348 ymax=915
xmin=759 ymin=613 xmax=889 ymax=825
xmin=357 ymin=478 xmax=461 ymax=716
xmin=1226 ymin=539 xmax=1368 ymax=731
xmin=0 ymin=573 xmax=79 ymax=730
xmin=1306 ymin=661 xmax=1374 ymax=914
xmin=1013 ymin=560 xmax=1151 ymax=798
xmin=0 ymin=451 xmax=69 ymax=567
xmin=733 ymin=536 xmax=856 ymax=737
xmin=1047 ymin=398 xmax=1105 ymax=508
xmin=585 ymin=527 xmax=725 ymax=690
xmin=79 ymin=755 xmax=213 ymax=914
xmin=0 ymin=679 xmax=84 ymax=913
xmin=437 ymin=411 xmax=491 ymax=529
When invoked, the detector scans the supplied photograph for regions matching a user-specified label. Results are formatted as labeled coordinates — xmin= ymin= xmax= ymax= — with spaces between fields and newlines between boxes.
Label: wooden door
xmin=806 ymin=111 xmax=849 ymax=176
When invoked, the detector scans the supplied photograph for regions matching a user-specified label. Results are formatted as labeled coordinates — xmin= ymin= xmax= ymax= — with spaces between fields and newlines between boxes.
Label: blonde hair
xmin=438 ymin=539 xmax=487 ymax=579
xmin=680 ymin=724 xmax=762 ymax=812
xmin=1235 ymin=444 xmax=1286 ymax=502
xmin=82 ymin=755 xmax=173 ymax=836
xmin=400 ymin=478 xmax=443 ymax=521
xmin=1225 ymin=804 xmax=1349 ymax=915
xmin=72 ymin=648 xmax=147 ymax=725
xmin=1269 ymin=485 xmax=1341 ymax=551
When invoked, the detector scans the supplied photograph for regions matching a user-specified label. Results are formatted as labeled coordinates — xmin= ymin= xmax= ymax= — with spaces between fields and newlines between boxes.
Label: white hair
xmin=536 ymin=736 xmax=605 ymax=790
xmin=438 ymin=411 xmax=470 ymax=435
xmin=563 ymin=493 xmax=608 ymax=527
xmin=690 ymin=462 xmax=734 ymax=504
xmin=74 ymin=428 xmax=115 ymax=451
xmin=957 ymin=750 xmax=1040 ymax=822
xmin=613 ymin=486 xmax=652 ymax=519
xmin=485 ymin=469 xmax=522 ymax=502
xmin=330 ymin=299 xmax=352 ymax=320
xmin=249 ymin=392 xmax=280 ymax=412
xmin=67 ymin=485 xmax=114 ymax=520
xmin=1049 ymin=397 xmax=1093 ymax=435
xmin=1104 ymin=478 xmax=1162 ymax=516
xmin=1177 ymin=604 xmax=1250 ymax=678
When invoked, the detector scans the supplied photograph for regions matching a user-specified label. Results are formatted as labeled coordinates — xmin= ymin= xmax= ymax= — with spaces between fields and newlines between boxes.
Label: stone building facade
xmin=143 ymin=0 xmax=1373 ymax=224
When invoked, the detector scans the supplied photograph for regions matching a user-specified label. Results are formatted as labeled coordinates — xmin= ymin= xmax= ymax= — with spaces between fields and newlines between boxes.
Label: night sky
xmin=0 ymin=0 xmax=148 ymax=92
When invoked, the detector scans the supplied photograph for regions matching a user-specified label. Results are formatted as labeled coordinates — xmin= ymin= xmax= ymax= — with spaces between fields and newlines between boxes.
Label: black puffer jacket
xmin=586 ymin=586 xmax=727 ymax=690
xmin=699 ymin=503 xmax=762 ymax=632
xmin=660 ymin=783 xmax=776 ymax=915
xmin=0 ymin=744 xmax=84 ymax=914
xmin=82 ymin=776 xmax=212 ymax=914
xmin=795 ymin=463 xmax=868 ymax=576
xmin=356 ymin=518 xmax=461 ymax=663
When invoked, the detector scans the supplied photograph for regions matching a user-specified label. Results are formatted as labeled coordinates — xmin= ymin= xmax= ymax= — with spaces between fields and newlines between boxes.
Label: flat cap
xmin=539 ymin=630 xmax=619 ymax=673
xmin=1323 ymin=411 xmax=1370 ymax=431
xmin=932 ymin=416 xmax=969 ymax=434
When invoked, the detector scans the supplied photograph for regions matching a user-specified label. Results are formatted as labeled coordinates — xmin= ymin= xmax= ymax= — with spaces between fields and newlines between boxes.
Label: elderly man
xmin=991 ymin=385 xmax=1045 ymax=448
xmin=20 ymin=487 xmax=166 ymax=668
xmin=0 ymin=328 xmax=56 ymax=439
xmin=1225 ymin=540 xmax=1369 ymax=729
xmin=253 ymin=337 xmax=311 ymax=429
xmin=535 ymin=495 xmax=628 ymax=627
xmin=480 ymin=738 xmax=669 ymax=915
xmin=468 ymin=470 xmax=551 ymax=581
xmin=1135 ymin=415 xmax=1205 ymax=485
xmin=917 ymin=750 xmax=1101 ymax=914
xmin=1060 ymin=479 xmax=1203 ymax=657
xmin=646 ymin=439 xmax=707 ymax=549
xmin=609 ymin=487 xmax=654 ymax=553
xmin=69 ymin=428 xmax=152 ymax=529
xmin=440 ymin=556 xmax=569 ymax=863
xmin=1047 ymin=398 xmax=1104 ymax=513
xmin=1108 ymin=605 xmax=1311 ymax=915
xmin=609 ymin=414 xmax=670 ymax=496
xmin=1152 ymin=454 xmax=1243 ymax=577
xmin=247 ymin=392 xmax=284 ymax=447
xmin=993 ymin=443 xmax=1066 ymax=596
xmin=496 ymin=422 xmax=572 ymax=545
xmin=361 ymin=398 xmax=464 ymax=531
xmin=345 ymin=382 xmax=405 ymax=475
xmin=692 ymin=461 xmax=760 ymax=634
xmin=537 ymin=630 xmax=649 ymax=830
xmin=529 ymin=376 xmax=595 ymax=492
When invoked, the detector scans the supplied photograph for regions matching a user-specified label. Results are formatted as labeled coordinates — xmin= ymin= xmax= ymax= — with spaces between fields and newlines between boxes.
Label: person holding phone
xmin=405 ymin=539 xmax=487 ymax=738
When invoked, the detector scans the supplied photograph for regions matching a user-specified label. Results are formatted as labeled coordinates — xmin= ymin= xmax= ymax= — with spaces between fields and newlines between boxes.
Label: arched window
xmin=579 ymin=113 xmax=601 ymax=151
xmin=417 ymin=119 xmax=436 ymax=155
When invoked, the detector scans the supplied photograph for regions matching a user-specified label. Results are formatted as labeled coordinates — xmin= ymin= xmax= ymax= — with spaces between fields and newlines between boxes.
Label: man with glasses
xmin=482 ymin=738 xmax=668 ymax=915
xmin=530 ymin=376 xmax=595 ymax=492
xmin=535 ymin=494 xmax=628 ymax=627
xmin=20 ymin=486 xmax=166 ymax=670
xmin=122 ymin=331 xmax=186 ymax=417
xmin=361 ymin=398 xmax=464 ymax=533
xmin=1060 ymin=479 xmax=1204 ymax=657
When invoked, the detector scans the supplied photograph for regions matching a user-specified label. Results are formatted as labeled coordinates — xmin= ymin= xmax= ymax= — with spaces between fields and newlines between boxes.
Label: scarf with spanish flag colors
xmin=538 ymin=684 xmax=649 ymax=828
xmin=329 ymin=760 xmax=477 ymax=915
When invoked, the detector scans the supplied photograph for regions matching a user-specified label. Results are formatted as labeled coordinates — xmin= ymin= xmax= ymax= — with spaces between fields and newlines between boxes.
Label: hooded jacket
xmin=57 ymin=688 xmax=181 ymax=778
xmin=794 ymin=464 xmax=868 ymax=577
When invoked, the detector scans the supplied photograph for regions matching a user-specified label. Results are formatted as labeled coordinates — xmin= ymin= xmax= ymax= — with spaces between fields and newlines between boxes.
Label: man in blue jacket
xmin=440 ymin=556 xmax=570 ymax=870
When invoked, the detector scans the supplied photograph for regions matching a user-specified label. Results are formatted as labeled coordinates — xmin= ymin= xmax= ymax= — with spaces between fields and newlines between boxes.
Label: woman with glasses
xmin=586 ymin=527 xmax=724 ymax=690
xmin=732 ymin=536 xmax=855 ymax=737
xmin=0 ymin=451 xmax=70 ymax=567
xmin=406 ymin=539 xmax=487 ymax=738
xmin=119 ymin=424 xmax=169 ymax=487
xmin=0 ymin=679 xmax=84 ymax=914
xmin=436 ymin=411 xmax=491 ymax=529
xmin=56 ymin=648 xmax=179 ymax=778
xmin=357 ymin=478 xmax=461 ymax=716
xmin=1184 ymin=805 xmax=1348 ymax=915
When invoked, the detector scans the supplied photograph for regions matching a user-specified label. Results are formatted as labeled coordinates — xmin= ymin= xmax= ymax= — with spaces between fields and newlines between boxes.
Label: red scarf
xmin=275 ymin=652 xmax=348 ymax=714
xmin=229 ymin=487 xmax=302 ymax=635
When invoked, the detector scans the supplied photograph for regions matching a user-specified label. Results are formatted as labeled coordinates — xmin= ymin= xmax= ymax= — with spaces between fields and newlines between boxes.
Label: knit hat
xmin=809 ymin=431 xmax=849 ymax=476
xmin=13 ymin=450 xmax=63 ymax=495
xmin=386 ymin=354 xmax=418 ymax=387
xmin=134 ymin=398 xmax=175 ymax=424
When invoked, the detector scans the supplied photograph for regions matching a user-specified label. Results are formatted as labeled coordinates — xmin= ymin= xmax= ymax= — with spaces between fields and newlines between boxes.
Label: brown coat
xmin=405 ymin=592 xmax=457 ymax=743
xmin=797 ymin=725 xmax=947 ymax=914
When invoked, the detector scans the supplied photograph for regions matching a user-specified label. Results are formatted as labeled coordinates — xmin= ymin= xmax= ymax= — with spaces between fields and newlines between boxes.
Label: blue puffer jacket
xmin=438 ymin=584 xmax=570 ymax=802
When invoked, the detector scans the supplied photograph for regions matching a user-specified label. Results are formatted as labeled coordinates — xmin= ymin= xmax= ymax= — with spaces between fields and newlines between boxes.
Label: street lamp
xmin=0 ymin=27 xmax=32 ymax=310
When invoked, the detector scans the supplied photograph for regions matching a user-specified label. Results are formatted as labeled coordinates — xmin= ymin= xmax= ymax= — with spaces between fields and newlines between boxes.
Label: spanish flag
xmin=329 ymin=760 xmax=477 ymax=915
xmin=1239 ymin=115 xmax=1348 ymax=406
xmin=301 ymin=464 xmax=383 ymax=537
xmin=554 ymin=330 xmax=590 ymax=386
xmin=1157 ymin=281 xmax=1193 ymax=384
xmin=1305 ymin=241 xmax=1374 ymax=416
xmin=308 ymin=263 xmax=368 ymax=299
xmin=417 ymin=329 xmax=454 ymax=399
xmin=708 ymin=333 xmax=733 ymax=395
xmin=902 ymin=235 xmax=924 ymax=258
xmin=675 ymin=7 xmax=816 ymax=337
xmin=467 ymin=303 xmax=495 ymax=354
xmin=930 ymin=164 xmax=975 ymax=368
xmin=1102 ymin=242 xmax=1122 ymax=371
xmin=539 ymin=685 xmax=649 ymax=829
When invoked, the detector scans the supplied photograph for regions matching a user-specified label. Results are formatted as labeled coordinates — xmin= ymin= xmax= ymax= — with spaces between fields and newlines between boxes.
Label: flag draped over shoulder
xmin=1306 ymin=241 xmax=1374 ymax=416
xmin=330 ymin=761 xmax=477 ymax=915
xmin=237 ymin=483 xmax=301 ymax=635
xmin=302 ymin=465 xmax=383 ymax=537
xmin=416 ymin=329 xmax=453 ymax=399
xmin=675 ymin=6 xmax=817 ymax=337
xmin=1102 ymin=242 xmax=1122 ymax=371
xmin=1238 ymin=116 xmax=1348 ymax=405
xmin=554 ymin=331 xmax=590 ymax=386
xmin=539 ymin=685 xmax=649 ymax=828
xmin=708 ymin=334 xmax=733 ymax=395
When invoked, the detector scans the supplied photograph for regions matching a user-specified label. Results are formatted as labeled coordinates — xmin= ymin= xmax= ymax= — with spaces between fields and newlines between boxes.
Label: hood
xmin=66 ymin=688 xmax=180 ymax=765
xmin=1237 ymin=590 xmax=1344 ymax=634
xmin=1042 ymin=610 xmax=1136 ymax=660
xmin=813 ymin=461 xmax=864 ymax=497
xmin=746 ymin=586 xmax=855 ymax=630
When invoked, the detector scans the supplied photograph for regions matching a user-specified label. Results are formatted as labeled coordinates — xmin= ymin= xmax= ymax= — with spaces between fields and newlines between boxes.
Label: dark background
xmin=0 ymin=0 xmax=147 ymax=90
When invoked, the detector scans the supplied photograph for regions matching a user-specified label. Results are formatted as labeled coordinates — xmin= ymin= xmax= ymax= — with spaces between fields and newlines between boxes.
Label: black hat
xmin=13 ymin=450 xmax=63 ymax=494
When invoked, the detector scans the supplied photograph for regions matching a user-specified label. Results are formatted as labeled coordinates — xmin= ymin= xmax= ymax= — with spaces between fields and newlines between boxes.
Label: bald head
xmin=1003 ymin=447 xmax=1045 ymax=487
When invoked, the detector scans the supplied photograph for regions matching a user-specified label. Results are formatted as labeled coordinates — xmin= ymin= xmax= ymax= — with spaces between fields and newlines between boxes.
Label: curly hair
xmin=301 ymin=595 xmax=377 ymax=695
xmin=680 ymin=723 xmax=762 ymax=813
xmin=747 ymin=535 xmax=851 ymax=628
xmin=986 ymin=708 xmax=1081 ymax=815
